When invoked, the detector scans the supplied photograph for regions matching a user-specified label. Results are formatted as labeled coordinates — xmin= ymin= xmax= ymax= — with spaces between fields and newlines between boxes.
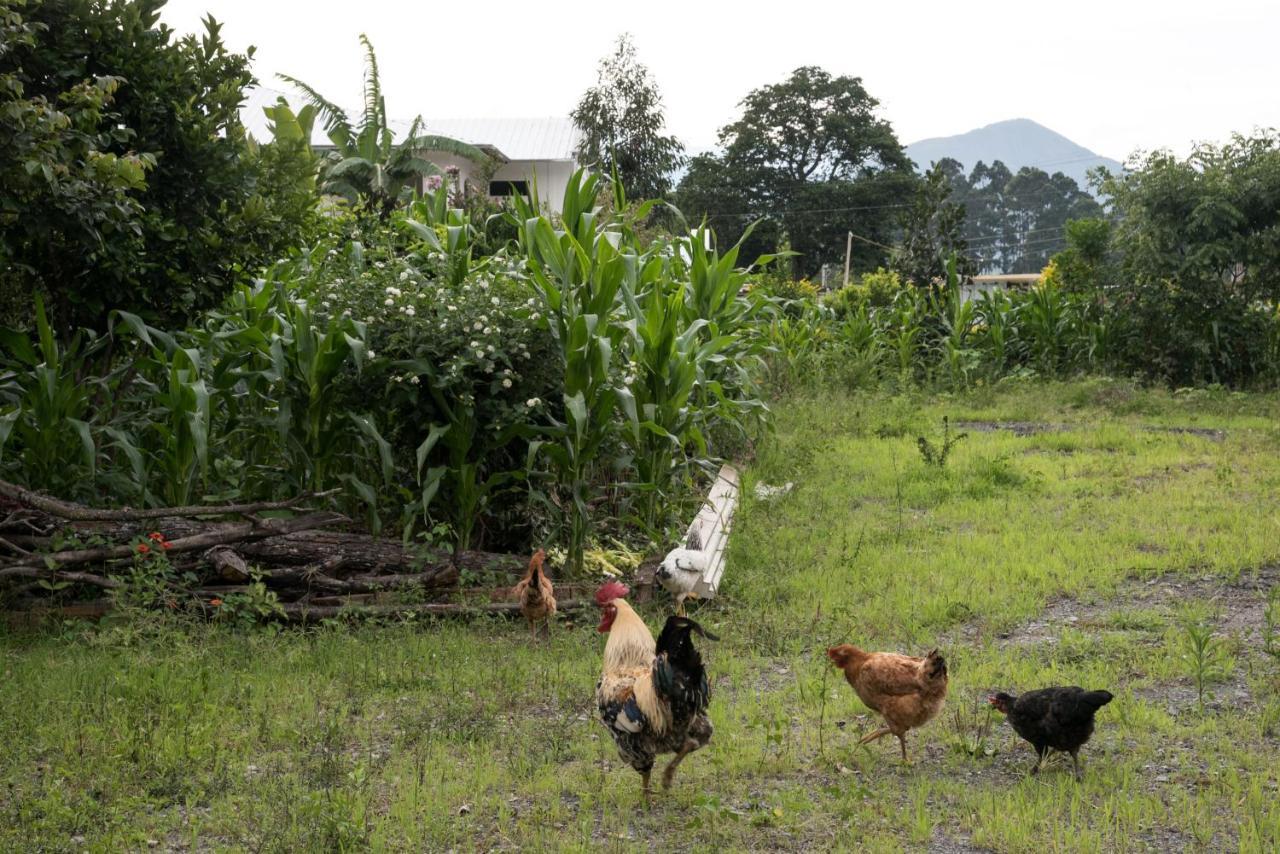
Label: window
xmin=489 ymin=180 xmax=529 ymax=197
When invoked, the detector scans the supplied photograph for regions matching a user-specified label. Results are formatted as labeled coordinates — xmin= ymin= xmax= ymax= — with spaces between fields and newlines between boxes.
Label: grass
xmin=3 ymin=378 xmax=1280 ymax=851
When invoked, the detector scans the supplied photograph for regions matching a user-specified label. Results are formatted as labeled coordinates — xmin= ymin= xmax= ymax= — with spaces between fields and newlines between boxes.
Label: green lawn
xmin=4 ymin=379 xmax=1280 ymax=852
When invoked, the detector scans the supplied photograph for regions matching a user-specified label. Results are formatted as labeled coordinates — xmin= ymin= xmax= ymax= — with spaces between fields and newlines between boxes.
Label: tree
xmin=937 ymin=159 xmax=1102 ymax=273
xmin=892 ymin=162 xmax=973 ymax=285
xmin=571 ymin=34 xmax=683 ymax=200
xmin=0 ymin=0 xmax=318 ymax=334
xmin=282 ymin=35 xmax=488 ymax=219
xmin=1098 ymin=133 xmax=1280 ymax=384
xmin=676 ymin=66 xmax=914 ymax=277
xmin=1044 ymin=218 xmax=1112 ymax=293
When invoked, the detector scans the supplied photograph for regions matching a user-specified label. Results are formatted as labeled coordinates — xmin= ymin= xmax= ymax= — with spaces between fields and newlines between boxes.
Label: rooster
xmin=594 ymin=581 xmax=717 ymax=802
xmin=989 ymin=687 xmax=1113 ymax=779
xmin=827 ymin=644 xmax=949 ymax=763
xmin=512 ymin=549 xmax=556 ymax=639
xmin=655 ymin=546 xmax=708 ymax=616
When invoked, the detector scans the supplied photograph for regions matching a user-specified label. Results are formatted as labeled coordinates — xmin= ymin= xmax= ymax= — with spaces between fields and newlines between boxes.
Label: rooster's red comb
xmin=595 ymin=581 xmax=629 ymax=606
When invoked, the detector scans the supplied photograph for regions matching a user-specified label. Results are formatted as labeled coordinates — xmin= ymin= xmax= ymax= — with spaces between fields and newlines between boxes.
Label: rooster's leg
xmin=1070 ymin=750 xmax=1083 ymax=781
xmin=640 ymin=768 xmax=654 ymax=806
xmin=858 ymin=726 xmax=892 ymax=745
xmin=896 ymin=733 xmax=910 ymax=763
xmin=661 ymin=738 xmax=698 ymax=790
xmin=1030 ymin=747 xmax=1047 ymax=775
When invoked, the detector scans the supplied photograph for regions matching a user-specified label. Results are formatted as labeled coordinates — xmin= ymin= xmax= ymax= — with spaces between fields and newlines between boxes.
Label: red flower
xmin=209 ymin=598 xmax=223 ymax=607
xmin=136 ymin=543 xmax=150 ymax=554
xmin=161 ymin=542 xmax=173 ymax=551
xmin=148 ymin=532 xmax=165 ymax=542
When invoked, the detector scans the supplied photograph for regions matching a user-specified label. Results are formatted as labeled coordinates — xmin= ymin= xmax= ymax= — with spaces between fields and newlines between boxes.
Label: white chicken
xmin=656 ymin=547 xmax=709 ymax=616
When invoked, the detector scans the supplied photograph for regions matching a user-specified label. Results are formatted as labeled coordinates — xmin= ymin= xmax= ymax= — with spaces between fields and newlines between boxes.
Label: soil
xmin=996 ymin=565 xmax=1278 ymax=649
xmin=951 ymin=421 xmax=1226 ymax=441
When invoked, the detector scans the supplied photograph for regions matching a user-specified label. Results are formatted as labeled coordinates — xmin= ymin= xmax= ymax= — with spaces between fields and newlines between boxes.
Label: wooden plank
xmin=690 ymin=463 xmax=739 ymax=599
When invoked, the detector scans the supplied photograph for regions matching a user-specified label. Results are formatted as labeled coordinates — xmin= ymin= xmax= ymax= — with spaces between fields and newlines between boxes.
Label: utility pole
xmin=843 ymin=231 xmax=853 ymax=288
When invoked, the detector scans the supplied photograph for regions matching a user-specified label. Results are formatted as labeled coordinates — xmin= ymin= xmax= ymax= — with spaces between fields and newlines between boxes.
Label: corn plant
xmin=518 ymin=169 xmax=630 ymax=573
xmin=0 ymin=296 xmax=106 ymax=496
xmin=971 ymin=289 xmax=1019 ymax=378
xmin=617 ymin=283 xmax=717 ymax=531
xmin=1021 ymin=283 xmax=1071 ymax=375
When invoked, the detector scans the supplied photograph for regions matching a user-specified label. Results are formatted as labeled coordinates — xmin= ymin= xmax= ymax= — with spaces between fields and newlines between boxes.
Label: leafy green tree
xmin=938 ymin=159 xmax=1102 ymax=273
xmin=676 ymin=66 xmax=914 ymax=277
xmin=282 ymin=35 xmax=489 ymax=219
xmin=892 ymin=162 xmax=973 ymax=285
xmin=571 ymin=34 xmax=684 ymax=200
xmin=1 ymin=0 xmax=317 ymax=334
xmin=1045 ymin=218 xmax=1112 ymax=293
xmin=1100 ymin=133 xmax=1280 ymax=383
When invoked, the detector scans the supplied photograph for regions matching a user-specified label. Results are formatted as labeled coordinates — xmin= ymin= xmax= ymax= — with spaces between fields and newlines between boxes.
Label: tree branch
xmin=0 ymin=479 xmax=339 ymax=522
xmin=0 ymin=512 xmax=347 ymax=577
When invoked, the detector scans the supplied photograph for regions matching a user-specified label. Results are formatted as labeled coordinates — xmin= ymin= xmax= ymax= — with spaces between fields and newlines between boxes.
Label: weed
xmin=1178 ymin=614 xmax=1228 ymax=712
xmin=917 ymin=415 xmax=967 ymax=467
xmin=1264 ymin=585 xmax=1280 ymax=665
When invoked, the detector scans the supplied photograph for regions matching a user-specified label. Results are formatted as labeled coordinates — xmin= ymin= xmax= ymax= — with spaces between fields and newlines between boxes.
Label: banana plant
xmin=280 ymin=34 xmax=489 ymax=218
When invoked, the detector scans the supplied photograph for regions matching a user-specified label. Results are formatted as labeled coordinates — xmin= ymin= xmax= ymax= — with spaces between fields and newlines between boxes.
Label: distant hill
xmin=905 ymin=118 xmax=1122 ymax=192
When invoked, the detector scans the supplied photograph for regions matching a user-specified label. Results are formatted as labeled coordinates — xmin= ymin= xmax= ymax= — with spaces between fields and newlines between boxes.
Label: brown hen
xmin=827 ymin=644 xmax=948 ymax=762
xmin=513 ymin=549 xmax=556 ymax=639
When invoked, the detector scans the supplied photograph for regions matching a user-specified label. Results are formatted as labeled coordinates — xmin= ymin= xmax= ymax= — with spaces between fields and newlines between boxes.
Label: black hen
xmin=989 ymin=687 xmax=1113 ymax=779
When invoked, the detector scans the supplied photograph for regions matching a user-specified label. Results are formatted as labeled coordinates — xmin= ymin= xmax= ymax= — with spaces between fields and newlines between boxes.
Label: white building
xmin=241 ymin=87 xmax=581 ymax=213
xmin=959 ymin=273 xmax=1042 ymax=303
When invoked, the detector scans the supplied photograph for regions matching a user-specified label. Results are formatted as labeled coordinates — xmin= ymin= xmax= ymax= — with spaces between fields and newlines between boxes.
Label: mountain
xmin=905 ymin=118 xmax=1122 ymax=192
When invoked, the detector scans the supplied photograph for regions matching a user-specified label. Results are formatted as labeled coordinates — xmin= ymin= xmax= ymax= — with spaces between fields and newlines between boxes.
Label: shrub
xmin=1 ymin=1 xmax=318 ymax=334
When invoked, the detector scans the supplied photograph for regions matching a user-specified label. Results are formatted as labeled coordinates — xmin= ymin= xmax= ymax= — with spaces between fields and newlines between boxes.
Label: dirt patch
xmin=928 ymin=827 xmax=991 ymax=853
xmin=994 ymin=565 xmax=1278 ymax=649
xmin=952 ymin=420 xmax=1064 ymax=437
xmin=951 ymin=420 xmax=1226 ymax=441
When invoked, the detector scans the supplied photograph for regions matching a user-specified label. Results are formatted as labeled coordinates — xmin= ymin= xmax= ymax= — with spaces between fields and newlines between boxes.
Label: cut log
xmin=205 ymin=545 xmax=250 ymax=582
xmin=235 ymin=532 xmax=526 ymax=578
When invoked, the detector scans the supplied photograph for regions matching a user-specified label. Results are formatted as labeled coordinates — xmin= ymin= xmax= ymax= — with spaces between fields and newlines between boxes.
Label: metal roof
xmin=240 ymin=86 xmax=580 ymax=162
xmin=971 ymin=273 xmax=1043 ymax=283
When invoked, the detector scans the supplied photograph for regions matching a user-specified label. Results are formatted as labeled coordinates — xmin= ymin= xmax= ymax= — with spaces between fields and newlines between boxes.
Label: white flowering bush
xmin=302 ymin=244 xmax=559 ymax=549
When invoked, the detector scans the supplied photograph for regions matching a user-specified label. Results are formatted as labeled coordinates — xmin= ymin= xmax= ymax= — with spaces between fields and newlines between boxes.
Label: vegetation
xmin=0 ymin=0 xmax=318 ymax=333
xmin=676 ymin=66 xmax=917 ymax=277
xmin=571 ymin=34 xmax=684 ymax=200
xmin=280 ymin=34 xmax=489 ymax=218
xmin=939 ymin=157 xmax=1104 ymax=273
xmin=1 ymin=172 xmax=769 ymax=567
xmin=1099 ymin=132 xmax=1280 ymax=385
xmin=3 ymin=10 xmax=1280 ymax=849
xmin=4 ymin=382 xmax=1278 ymax=850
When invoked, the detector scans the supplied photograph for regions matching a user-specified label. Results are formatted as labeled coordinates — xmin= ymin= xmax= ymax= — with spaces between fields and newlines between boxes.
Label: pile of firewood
xmin=0 ymin=479 xmax=590 ymax=623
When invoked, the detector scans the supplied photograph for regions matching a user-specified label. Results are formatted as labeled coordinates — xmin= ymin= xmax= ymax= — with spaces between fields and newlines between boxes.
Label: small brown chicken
xmin=827 ymin=644 xmax=948 ymax=762
xmin=512 ymin=549 xmax=556 ymax=639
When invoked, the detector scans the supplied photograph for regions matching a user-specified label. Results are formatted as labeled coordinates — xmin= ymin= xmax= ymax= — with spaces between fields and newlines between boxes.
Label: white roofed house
xmin=241 ymin=88 xmax=582 ymax=214
xmin=413 ymin=117 xmax=582 ymax=214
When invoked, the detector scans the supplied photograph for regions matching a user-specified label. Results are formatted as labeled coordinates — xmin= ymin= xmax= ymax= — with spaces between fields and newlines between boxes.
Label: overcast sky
xmin=162 ymin=0 xmax=1278 ymax=163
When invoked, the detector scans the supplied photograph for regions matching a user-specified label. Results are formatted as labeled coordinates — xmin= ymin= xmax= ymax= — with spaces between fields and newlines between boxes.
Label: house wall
xmin=490 ymin=160 xmax=576 ymax=213
xmin=416 ymin=152 xmax=577 ymax=214
xmin=416 ymin=150 xmax=481 ymax=197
